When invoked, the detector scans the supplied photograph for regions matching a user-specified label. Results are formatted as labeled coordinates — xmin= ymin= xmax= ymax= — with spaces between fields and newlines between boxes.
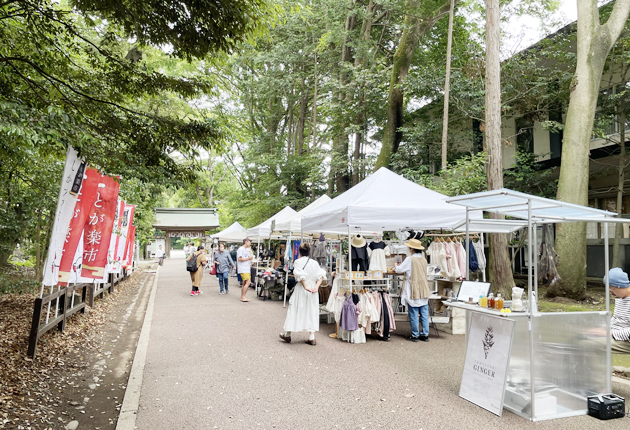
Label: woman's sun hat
xmin=404 ymin=238 xmax=425 ymax=251
xmin=351 ymin=235 xmax=366 ymax=248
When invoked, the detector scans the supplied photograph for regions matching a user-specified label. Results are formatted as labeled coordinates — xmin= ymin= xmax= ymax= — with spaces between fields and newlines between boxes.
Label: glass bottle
xmin=496 ymin=293 xmax=504 ymax=310
xmin=480 ymin=295 xmax=487 ymax=308
xmin=488 ymin=293 xmax=494 ymax=309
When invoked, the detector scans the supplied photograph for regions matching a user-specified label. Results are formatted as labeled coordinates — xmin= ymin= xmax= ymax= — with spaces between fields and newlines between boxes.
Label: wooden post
xmin=81 ymin=285 xmax=87 ymax=313
xmin=27 ymin=298 xmax=43 ymax=358
xmin=89 ymin=283 xmax=95 ymax=307
xmin=57 ymin=287 xmax=67 ymax=332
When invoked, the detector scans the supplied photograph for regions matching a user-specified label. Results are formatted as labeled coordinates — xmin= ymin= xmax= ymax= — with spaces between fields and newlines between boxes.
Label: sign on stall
xmin=459 ymin=312 xmax=515 ymax=416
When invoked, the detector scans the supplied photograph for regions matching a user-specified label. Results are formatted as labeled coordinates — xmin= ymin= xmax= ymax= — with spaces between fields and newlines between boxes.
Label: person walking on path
xmin=395 ymin=238 xmax=431 ymax=342
xmin=187 ymin=245 xmax=207 ymax=296
xmin=214 ymin=243 xmax=235 ymax=294
xmin=279 ymin=243 xmax=326 ymax=345
xmin=155 ymin=245 xmax=165 ymax=266
xmin=237 ymin=238 xmax=254 ymax=302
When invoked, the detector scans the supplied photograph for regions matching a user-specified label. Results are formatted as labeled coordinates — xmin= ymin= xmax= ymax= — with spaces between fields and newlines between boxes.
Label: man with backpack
xmin=187 ymin=245 xmax=207 ymax=296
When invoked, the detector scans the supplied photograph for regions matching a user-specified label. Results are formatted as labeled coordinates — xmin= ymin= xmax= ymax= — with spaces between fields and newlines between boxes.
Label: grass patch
xmin=613 ymin=354 xmax=630 ymax=369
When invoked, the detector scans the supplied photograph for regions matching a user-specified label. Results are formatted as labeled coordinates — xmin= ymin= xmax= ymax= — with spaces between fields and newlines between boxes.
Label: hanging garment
xmin=539 ymin=225 xmax=561 ymax=286
xmin=292 ymin=240 xmax=302 ymax=261
xmin=340 ymin=295 xmax=359 ymax=331
xmin=468 ymin=241 xmax=479 ymax=272
xmin=368 ymin=241 xmax=390 ymax=272
xmin=312 ymin=240 xmax=328 ymax=265
xmin=351 ymin=243 xmax=369 ymax=272
xmin=377 ymin=292 xmax=396 ymax=337
xmin=445 ymin=242 xmax=461 ymax=278
xmin=318 ymin=284 xmax=332 ymax=304
xmin=473 ymin=241 xmax=486 ymax=271
xmin=426 ymin=241 xmax=441 ymax=266
xmin=437 ymin=242 xmax=448 ymax=277
xmin=454 ymin=242 xmax=466 ymax=278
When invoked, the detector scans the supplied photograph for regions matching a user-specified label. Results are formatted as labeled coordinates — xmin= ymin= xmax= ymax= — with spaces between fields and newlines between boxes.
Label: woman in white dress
xmin=280 ymin=242 xmax=326 ymax=345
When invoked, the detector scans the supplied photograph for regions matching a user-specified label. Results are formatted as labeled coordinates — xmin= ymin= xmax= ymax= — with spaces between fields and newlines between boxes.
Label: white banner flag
xmin=41 ymin=146 xmax=86 ymax=289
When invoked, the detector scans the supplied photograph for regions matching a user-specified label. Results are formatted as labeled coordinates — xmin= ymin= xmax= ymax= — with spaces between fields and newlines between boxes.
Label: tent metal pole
xmin=527 ymin=199 xmax=533 ymax=309
xmin=527 ymin=198 xmax=536 ymax=420
xmin=605 ymin=221 xmax=612 ymax=392
xmin=532 ymin=222 xmax=538 ymax=313
xmin=283 ymin=231 xmax=292 ymax=308
xmin=348 ymin=225 xmax=352 ymax=277
xmin=481 ymin=234 xmax=486 ymax=282
xmin=465 ymin=208 xmax=470 ymax=279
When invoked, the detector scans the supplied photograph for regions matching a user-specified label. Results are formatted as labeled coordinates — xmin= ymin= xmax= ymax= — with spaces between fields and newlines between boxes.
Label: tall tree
xmin=484 ymin=0 xmax=515 ymax=298
xmin=374 ymin=0 xmax=455 ymax=169
xmin=551 ymin=0 xmax=630 ymax=299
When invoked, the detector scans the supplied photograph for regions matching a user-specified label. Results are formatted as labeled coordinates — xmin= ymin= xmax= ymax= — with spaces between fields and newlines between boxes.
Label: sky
xmin=504 ymin=0 xmax=578 ymax=54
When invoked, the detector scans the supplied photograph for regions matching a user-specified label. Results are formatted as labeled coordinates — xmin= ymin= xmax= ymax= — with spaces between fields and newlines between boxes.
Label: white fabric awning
xmin=210 ymin=222 xmax=248 ymax=242
xmin=446 ymin=188 xmax=620 ymax=223
xmin=274 ymin=195 xmax=331 ymax=234
xmin=246 ymin=206 xmax=298 ymax=240
xmin=301 ymin=167 xmax=482 ymax=234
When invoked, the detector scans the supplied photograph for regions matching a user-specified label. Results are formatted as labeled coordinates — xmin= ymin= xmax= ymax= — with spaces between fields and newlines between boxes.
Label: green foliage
xmin=0 ymin=273 xmax=40 ymax=295
xmin=402 ymin=152 xmax=488 ymax=196
xmin=72 ymin=0 xmax=272 ymax=61
xmin=504 ymin=151 xmax=558 ymax=198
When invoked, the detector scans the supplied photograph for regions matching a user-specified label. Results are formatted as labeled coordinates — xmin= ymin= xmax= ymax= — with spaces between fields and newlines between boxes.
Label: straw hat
xmin=351 ymin=235 xmax=366 ymax=248
xmin=404 ymin=238 xmax=425 ymax=251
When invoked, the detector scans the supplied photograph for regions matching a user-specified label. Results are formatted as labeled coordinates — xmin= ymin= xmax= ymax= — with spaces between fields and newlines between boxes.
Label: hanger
xmin=446 ymin=237 xmax=452 ymax=243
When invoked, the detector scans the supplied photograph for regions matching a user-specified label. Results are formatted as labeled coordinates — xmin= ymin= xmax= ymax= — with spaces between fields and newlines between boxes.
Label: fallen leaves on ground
xmin=0 ymin=264 xmax=155 ymax=429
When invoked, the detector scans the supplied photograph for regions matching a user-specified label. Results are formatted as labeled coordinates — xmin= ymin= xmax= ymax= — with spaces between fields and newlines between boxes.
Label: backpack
xmin=187 ymin=253 xmax=199 ymax=272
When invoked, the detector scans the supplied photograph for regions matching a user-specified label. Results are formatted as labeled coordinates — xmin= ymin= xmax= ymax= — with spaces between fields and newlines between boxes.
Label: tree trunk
xmin=550 ymin=0 xmax=630 ymax=299
xmin=613 ymin=76 xmax=627 ymax=267
xmin=332 ymin=3 xmax=357 ymax=191
xmin=485 ymin=0 xmax=514 ymax=299
xmin=440 ymin=0 xmax=455 ymax=171
xmin=374 ymin=0 xmax=455 ymax=169
xmin=311 ymin=44 xmax=318 ymax=150
xmin=352 ymin=0 xmax=375 ymax=185
xmin=297 ymin=78 xmax=308 ymax=156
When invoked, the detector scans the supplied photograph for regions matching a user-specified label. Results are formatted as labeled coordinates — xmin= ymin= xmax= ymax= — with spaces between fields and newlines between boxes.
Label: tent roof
xmin=446 ymin=188 xmax=619 ymax=223
xmin=274 ymin=195 xmax=332 ymax=233
xmin=210 ymin=222 xmax=247 ymax=242
xmin=246 ymin=206 xmax=298 ymax=240
xmin=152 ymin=208 xmax=219 ymax=231
xmin=452 ymin=219 xmax=527 ymax=234
xmin=301 ymin=167 xmax=480 ymax=234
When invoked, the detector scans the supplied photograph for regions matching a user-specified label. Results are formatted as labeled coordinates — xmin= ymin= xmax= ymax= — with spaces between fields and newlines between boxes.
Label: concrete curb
xmin=612 ymin=375 xmax=630 ymax=388
xmin=116 ymin=266 xmax=160 ymax=430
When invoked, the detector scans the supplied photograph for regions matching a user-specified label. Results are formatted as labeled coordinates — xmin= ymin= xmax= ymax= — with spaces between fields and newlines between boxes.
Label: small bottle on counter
xmin=496 ymin=293 xmax=504 ymax=310
xmin=479 ymin=295 xmax=487 ymax=308
xmin=488 ymin=293 xmax=494 ymax=309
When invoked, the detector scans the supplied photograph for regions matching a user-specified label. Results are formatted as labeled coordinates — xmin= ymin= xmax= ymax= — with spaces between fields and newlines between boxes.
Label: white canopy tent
xmin=301 ymin=167 xmax=482 ymax=234
xmin=246 ymin=206 xmax=298 ymax=241
xmin=274 ymin=195 xmax=331 ymax=233
xmin=210 ymin=221 xmax=247 ymax=242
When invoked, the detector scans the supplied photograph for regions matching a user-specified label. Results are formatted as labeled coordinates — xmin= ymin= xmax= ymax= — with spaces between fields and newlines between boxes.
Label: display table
xmin=255 ymin=271 xmax=285 ymax=301
xmin=447 ymin=301 xmax=610 ymax=421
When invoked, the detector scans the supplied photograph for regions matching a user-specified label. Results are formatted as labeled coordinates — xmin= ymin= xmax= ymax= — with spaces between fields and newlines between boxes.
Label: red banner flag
xmin=106 ymin=199 xmax=124 ymax=274
xmin=121 ymin=204 xmax=136 ymax=264
xmin=81 ymin=173 xmax=120 ymax=278
xmin=57 ymin=168 xmax=100 ymax=285
xmin=125 ymin=225 xmax=136 ymax=269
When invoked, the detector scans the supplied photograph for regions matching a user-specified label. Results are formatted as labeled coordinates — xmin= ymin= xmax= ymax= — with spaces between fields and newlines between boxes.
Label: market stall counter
xmin=444 ymin=188 xmax=624 ymax=421
xmin=447 ymin=301 xmax=609 ymax=420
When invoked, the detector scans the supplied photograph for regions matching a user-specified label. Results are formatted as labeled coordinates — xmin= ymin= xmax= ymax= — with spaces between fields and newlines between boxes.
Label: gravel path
xmin=134 ymin=255 xmax=630 ymax=429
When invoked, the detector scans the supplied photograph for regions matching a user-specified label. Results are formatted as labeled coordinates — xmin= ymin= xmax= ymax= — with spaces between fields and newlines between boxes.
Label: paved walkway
xmin=131 ymin=254 xmax=630 ymax=429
